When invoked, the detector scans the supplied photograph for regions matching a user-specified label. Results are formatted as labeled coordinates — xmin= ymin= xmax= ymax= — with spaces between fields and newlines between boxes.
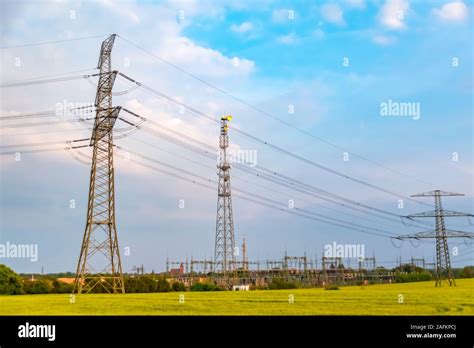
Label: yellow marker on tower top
xmin=222 ymin=115 xmax=233 ymax=121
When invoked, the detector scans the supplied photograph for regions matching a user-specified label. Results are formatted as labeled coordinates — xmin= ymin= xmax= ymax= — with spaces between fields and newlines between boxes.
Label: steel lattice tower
xmin=396 ymin=190 xmax=474 ymax=287
xmin=73 ymin=34 xmax=125 ymax=294
xmin=242 ymin=235 xmax=248 ymax=271
xmin=214 ymin=115 xmax=236 ymax=276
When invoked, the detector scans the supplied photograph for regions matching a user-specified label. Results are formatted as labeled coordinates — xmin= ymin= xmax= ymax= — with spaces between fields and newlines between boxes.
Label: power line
xmin=0 ymin=73 xmax=101 ymax=89
xmin=0 ymin=147 xmax=72 ymax=155
xmin=120 ymin=108 xmax=434 ymax=229
xmin=8 ymin=134 xmax=398 ymax=239
xmin=127 ymin=133 xmax=406 ymax=230
xmin=117 ymin=35 xmax=439 ymax=188
xmin=113 ymin=146 xmax=397 ymax=239
xmin=111 ymin=144 xmax=397 ymax=238
xmin=127 ymin=128 xmax=413 ymax=231
xmin=0 ymin=117 xmax=95 ymax=129
xmin=0 ymin=111 xmax=57 ymax=120
xmin=0 ymin=138 xmax=88 ymax=149
xmin=117 ymin=73 xmax=434 ymax=208
xmin=0 ymin=106 xmax=95 ymax=121
xmin=0 ymin=68 xmax=97 ymax=84
xmin=0 ymin=34 xmax=107 ymax=49
xmin=128 ymin=122 xmax=418 ymax=226
xmin=0 ymin=127 xmax=91 ymax=137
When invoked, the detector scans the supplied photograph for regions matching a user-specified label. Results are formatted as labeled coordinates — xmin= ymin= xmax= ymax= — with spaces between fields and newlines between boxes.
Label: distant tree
xmin=460 ymin=266 xmax=473 ymax=278
xmin=52 ymin=280 xmax=73 ymax=293
xmin=172 ymin=282 xmax=185 ymax=291
xmin=395 ymin=272 xmax=432 ymax=283
xmin=0 ymin=264 xmax=24 ymax=294
xmin=23 ymin=279 xmax=53 ymax=294
xmin=394 ymin=264 xmax=423 ymax=273
xmin=190 ymin=282 xmax=222 ymax=291
xmin=268 ymin=278 xmax=298 ymax=290
xmin=124 ymin=275 xmax=171 ymax=293
xmin=155 ymin=276 xmax=171 ymax=292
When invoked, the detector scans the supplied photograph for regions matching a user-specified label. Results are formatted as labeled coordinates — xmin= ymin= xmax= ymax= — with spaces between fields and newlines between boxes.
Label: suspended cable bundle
xmin=117 ymin=35 xmax=440 ymax=188
xmin=118 ymin=108 xmax=436 ymax=231
xmin=0 ymin=73 xmax=101 ymax=88
xmin=116 ymin=72 xmax=435 ymax=209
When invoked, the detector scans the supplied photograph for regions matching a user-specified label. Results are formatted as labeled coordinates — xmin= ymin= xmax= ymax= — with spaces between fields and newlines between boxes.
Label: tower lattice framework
xmin=396 ymin=190 xmax=474 ymax=287
xmin=214 ymin=115 xmax=236 ymax=276
xmin=74 ymin=34 xmax=124 ymax=294
xmin=432 ymin=191 xmax=454 ymax=286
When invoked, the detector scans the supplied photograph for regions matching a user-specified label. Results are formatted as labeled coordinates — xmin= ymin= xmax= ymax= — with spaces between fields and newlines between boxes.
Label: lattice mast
xmin=214 ymin=115 xmax=236 ymax=275
xmin=242 ymin=235 xmax=248 ymax=271
xmin=396 ymin=190 xmax=474 ymax=287
xmin=74 ymin=34 xmax=124 ymax=294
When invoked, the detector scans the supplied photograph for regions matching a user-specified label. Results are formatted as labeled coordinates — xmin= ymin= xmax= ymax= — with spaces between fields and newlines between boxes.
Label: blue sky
xmin=0 ymin=0 xmax=473 ymax=274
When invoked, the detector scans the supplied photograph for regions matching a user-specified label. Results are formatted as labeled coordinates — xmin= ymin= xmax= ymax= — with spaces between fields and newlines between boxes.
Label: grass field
xmin=1 ymin=279 xmax=473 ymax=315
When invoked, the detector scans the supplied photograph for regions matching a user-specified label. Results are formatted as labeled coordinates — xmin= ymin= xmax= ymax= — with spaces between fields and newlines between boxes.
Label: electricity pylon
xmin=214 ymin=115 xmax=236 ymax=276
xmin=396 ymin=190 xmax=474 ymax=287
xmin=242 ymin=235 xmax=248 ymax=272
xmin=73 ymin=34 xmax=125 ymax=294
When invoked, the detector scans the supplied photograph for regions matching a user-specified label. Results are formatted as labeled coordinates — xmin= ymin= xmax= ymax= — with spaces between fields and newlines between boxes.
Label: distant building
xmin=232 ymin=285 xmax=250 ymax=291
xmin=169 ymin=263 xmax=184 ymax=277
xmin=56 ymin=277 xmax=76 ymax=285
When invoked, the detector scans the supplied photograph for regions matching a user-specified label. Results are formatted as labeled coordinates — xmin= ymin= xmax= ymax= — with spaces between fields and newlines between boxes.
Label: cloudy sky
xmin=0 ymin=0 xmax=472 ymax=274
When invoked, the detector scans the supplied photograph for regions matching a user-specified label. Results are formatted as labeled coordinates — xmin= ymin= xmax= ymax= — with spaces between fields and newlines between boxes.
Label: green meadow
xmin=1 ymin=279 xmax=472 ymax=315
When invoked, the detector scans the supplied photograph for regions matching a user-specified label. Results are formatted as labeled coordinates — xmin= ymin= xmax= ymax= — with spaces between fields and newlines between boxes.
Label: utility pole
xmin=242 ymin=235 xmax=248 ymax=272
xmin=74 ymin=34 xmax=125 ymax=294
xmin=214 ymin=115 xmax=236 ymax=277
xmin=396 ymin=190 xmax=474 ymax=287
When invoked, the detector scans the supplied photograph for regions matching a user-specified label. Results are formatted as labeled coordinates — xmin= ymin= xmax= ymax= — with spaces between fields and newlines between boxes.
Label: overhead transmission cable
xmin=125 ymin=133 xmax=407 ymax=230
xmin=0 ymin=34 xmax=107 ymax=49
xmin=0 ymin=72 xmax=104 ymax=89
xmin=119 ymin=108 xmax=434 ymax=229
xmin=113 ymin=145 xmax=398 ymax=239
xmin=116 ymin=35 xmax=439 ymax=188
xmin=116 ymin=72 xmax=433 ymax=208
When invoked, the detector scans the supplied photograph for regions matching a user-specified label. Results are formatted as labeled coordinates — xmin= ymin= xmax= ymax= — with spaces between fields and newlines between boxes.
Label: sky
xmin=0 ymin=0 xmax=473 ymax=274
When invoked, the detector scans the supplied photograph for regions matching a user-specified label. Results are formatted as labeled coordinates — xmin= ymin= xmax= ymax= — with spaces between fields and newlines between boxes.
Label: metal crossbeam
xmin=396 ymin=229 xmax=474 ymax=239
xmin=407 ymin=210 xmax=473 ymax=218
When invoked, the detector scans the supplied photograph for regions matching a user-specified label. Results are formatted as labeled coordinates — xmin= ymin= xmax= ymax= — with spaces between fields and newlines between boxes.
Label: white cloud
xmin=230 ymin=21 xmax=254 ymax=33
xmin=164 ymin=0 xmax=227 ymax=20
xmin=378 ymin=0 xmax=409 ymax=30
xmin=345 ymin=0 xmax=366 ymax=9
xmin=321 ymin=3 xmax=345 ymax=25
xmin=372 ymin=34 xmax=396 ymax=45
xmin=97 ymin=0 xmax=140 ymax=24
xmin=277 ymin=33 xmax=298 ymax=45
xmin=159 ymin=36 xmax=255 ymax=78
xmin=272 ymin=8 xmax=294 ymax=23
xmin=432 ymin=1 xmax=469 ymax=22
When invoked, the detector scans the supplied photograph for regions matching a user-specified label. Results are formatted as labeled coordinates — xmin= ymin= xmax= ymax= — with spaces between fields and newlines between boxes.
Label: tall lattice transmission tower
xmin=214 ymin=115 xmax=236 ymax=276
xmin=73 ymin=34 xmax=125 ymax=294
xmin=396 ymin=190 xmax=474 ymax=287
xmin=242 ymin=235 xmax=248 ymax=271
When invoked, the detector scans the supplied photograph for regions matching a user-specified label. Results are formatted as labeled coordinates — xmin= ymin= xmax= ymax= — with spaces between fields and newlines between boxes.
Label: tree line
xmin=1 ymin=264 xmax=473 ymax=294
xmin=0 ymin=264 xmax=224 ymax=294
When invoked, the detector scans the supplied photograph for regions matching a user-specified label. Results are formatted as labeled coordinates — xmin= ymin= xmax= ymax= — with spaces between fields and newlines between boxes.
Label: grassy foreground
xmin=1 ymin=279 xmax=473 ymax=315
